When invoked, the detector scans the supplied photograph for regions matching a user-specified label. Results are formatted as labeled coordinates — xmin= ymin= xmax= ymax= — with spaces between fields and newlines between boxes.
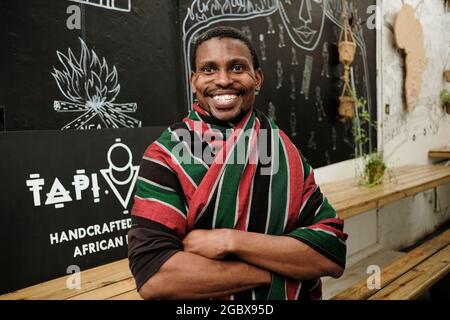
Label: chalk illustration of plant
xmin=52 ymin=38 xmax=141 ymax=130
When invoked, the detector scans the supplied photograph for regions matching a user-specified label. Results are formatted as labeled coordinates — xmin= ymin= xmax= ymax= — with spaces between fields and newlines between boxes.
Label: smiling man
xmin=190 ymin=33 xmax=263 ymax=123
xmin=128 ymin=26 xmax=347 ymax=300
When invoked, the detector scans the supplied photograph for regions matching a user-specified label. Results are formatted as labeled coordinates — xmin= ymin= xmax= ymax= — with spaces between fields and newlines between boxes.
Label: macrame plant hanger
xmin=338 ymin=0 xmax=357 ymax=122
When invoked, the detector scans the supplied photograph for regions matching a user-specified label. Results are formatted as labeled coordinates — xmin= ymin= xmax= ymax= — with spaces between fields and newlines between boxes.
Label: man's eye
xmin=231 ymin=65 xmax=244 ymax=72
xmin=202 ymin=66 xmax=215 ymax=73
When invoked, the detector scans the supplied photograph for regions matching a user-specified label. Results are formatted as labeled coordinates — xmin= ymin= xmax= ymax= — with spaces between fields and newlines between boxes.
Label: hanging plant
xmin=337 ymin=0 xmax=357 ymax=122
xmin=444 ymin=70 xmax=450 ymax=83
xmin=338 ymin=40 xmax=357 ymax=65
xmin=338 ymin=69 xmax=355 ymax=122
xmin=440 ymin=88 xmax=450 ymax=114
xmin=440 ymin=43 xmax=450 ymax=82
xmin=339 ymin=96 xmax=355 ymax=121
xmin=338 ymin=1 xmax=357 ymax=65
xmin=338 ymin=30 xmax=356 ymax=65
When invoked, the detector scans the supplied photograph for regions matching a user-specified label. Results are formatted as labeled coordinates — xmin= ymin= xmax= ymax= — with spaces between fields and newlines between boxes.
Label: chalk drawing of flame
xmin=69 ymin=0 xmax=132 ymax=12
xmin=52 ymin=38 xmax=141 ymax=130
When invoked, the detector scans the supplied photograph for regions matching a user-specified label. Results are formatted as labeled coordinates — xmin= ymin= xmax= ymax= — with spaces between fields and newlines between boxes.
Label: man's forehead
xmin=196 ymin=37 xmax=252 ymax=62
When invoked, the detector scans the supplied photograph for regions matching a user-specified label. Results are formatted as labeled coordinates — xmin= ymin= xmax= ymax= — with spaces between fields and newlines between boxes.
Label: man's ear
xmin=190 ymin=71 xmax=197 ymax=94
xmin=255 ymin=68 xmax=264 ymax=92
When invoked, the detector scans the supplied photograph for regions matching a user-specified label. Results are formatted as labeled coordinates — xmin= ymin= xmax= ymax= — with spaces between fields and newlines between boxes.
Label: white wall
xmin=315 ymin=0 xmax=450 ymax=262
xmin=381 ymin=0 xmax=450 ymax=167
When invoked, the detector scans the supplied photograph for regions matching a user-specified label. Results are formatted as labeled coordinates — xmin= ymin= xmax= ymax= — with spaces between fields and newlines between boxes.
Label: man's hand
xmin=183 ymin=229 xmax=231 ymax=260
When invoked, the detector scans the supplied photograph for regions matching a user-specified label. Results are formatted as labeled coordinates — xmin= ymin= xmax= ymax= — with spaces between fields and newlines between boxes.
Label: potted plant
xmin=359 ymin=152 xmax=387 ymax=186
xmin=352 ymin=94 xmax=392 ymax=187
xmin=440 ymin=88 xmax=450 ymax=114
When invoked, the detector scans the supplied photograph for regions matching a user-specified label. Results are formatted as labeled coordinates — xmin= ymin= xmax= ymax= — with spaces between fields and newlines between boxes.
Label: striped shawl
xmin=132 ymin=103 xmax=347 ymax=300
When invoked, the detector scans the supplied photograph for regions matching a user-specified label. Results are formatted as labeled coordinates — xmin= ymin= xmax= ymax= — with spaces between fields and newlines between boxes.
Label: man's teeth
xmin=212 ymin=94 xmax=237 ymax=102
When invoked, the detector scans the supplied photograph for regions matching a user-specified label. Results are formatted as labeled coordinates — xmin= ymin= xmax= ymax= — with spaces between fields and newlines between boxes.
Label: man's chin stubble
xmin=215 ymin=109 xmax=248 ymax=124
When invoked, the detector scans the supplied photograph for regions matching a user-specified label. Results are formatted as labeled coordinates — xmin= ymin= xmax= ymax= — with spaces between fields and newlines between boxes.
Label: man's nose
xmin=214 ymin=69 xmax=233 ymax=87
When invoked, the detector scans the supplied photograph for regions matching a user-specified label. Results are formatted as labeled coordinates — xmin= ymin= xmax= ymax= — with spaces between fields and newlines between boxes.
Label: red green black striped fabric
xmin=131 ymin=103 xmax=347 ymax=300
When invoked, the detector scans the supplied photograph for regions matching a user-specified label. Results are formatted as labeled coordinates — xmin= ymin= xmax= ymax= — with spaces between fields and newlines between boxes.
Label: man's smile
xmin=210 ymin=93 xmax=240 ymax=109
xmin=205 ymin=88 xmax=244 ymax=111
xmin=213 ymin=94 xmax=238 ymax=102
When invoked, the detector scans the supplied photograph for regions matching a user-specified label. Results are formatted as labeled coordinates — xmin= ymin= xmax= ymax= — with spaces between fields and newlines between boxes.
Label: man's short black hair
xmin=191 ymin=26 xmax=260 ymax=71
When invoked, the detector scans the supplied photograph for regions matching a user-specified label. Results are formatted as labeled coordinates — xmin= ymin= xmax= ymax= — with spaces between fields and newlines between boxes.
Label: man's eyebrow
xmin=196 ymin=60 xmax=217 ymax=68
xmin=227 ymin=58 xmax=251 ymax=65
xmin=196 ymin=58 xmax=251 ymax=70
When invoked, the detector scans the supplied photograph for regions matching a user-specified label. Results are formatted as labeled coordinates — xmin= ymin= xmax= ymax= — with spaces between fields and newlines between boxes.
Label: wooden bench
xmin=333 ymin=228 xmax=450 ymax=300
xmin=1 ymin=164 xmax=449 ymax=300
xmin=0 ymin=259 xmax=141 ymax=300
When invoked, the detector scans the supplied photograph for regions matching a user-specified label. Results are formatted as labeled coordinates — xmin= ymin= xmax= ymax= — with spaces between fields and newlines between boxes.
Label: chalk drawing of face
xmin=278 ymin=0 xmax=325 ymax=51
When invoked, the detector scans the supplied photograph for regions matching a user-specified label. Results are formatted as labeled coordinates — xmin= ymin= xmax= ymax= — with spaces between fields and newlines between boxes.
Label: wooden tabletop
xmin=428 ymin=146 xmax=450 ymax=159
xmin=321 ymin=164 xmax=450 ymax=220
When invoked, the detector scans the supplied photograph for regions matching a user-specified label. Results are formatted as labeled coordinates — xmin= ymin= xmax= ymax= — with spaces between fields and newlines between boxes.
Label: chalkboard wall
xmin=180 ymin=0 xmax=377 ymax=167
xmin=0 ymin=0 xmax=377 ymax=293
xmin=1 ymin=0 xmax=185 ymax=130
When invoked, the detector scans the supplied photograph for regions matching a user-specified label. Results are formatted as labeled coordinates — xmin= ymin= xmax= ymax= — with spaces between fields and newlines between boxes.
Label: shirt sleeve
xmin=286 ymin=155 xmax=348 ymax=268
xmin=128 ymin=141 xmax=188 ymax=290
xmin=131 ymin=140 xmax=189 ymax=238
xmin=128 ymin=216 xmax=183 ymax=291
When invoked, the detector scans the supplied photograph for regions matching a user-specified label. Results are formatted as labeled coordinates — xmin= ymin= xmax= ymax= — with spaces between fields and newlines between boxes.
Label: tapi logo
xmin=26 ymin=139 xmax=139 ymax=214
